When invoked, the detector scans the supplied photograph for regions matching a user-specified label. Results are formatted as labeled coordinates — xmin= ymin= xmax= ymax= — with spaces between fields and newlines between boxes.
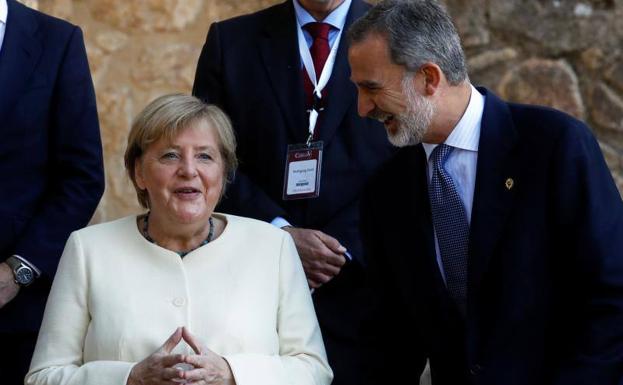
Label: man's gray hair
xmin=348 ymin=0 xmax=468 ymax=85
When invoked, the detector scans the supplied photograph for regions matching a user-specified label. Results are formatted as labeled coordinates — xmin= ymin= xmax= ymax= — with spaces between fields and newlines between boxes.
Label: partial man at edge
xmin=0 ymin=0 xmax=104 ymax=384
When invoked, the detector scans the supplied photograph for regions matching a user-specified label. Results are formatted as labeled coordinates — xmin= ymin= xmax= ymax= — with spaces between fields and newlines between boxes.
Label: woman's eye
xmin=198 ymin=153 xmax=212 ymax=161
xmin=162 ymin=152 xmax=179 ymax=160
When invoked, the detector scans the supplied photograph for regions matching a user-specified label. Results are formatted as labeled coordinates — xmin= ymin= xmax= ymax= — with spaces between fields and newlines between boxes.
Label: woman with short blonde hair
xmin=26 ymin=94 xmax=332 ymax=385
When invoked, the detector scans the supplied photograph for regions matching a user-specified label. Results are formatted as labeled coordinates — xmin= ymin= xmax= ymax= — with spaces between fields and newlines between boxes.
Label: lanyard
xmin=296 ymin=21 xmax=343 ymax=142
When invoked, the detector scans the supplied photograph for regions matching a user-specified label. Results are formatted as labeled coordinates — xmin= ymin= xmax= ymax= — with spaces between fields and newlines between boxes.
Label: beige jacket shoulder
xmin=26 ymin=214 xmax=332 ymax=385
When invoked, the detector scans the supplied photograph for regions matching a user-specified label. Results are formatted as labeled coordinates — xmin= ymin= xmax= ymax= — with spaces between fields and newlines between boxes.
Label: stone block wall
xmin=20 ymin=0 xmax=623 ymax=222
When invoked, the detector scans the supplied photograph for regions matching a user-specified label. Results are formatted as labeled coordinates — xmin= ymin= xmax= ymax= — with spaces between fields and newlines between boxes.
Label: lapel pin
xmin=505 ymin=178 xmax=514 ymax=190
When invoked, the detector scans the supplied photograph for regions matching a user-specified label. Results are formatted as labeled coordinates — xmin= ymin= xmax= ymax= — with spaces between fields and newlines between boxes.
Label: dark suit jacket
xmin=0 ymin=0 xmax=104 ymax=333
xmin=362 ymin=88 xmax=623 ymax=385
xmin=193 ymin=1 xmax=394 ymax=383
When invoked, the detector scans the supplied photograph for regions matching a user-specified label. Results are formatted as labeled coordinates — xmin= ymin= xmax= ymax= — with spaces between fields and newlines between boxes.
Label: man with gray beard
xmin=350 ymin=0 xmax=623 ymax=384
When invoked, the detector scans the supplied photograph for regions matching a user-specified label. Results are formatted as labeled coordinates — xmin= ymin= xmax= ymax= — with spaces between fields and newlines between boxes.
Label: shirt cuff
xmin=271 ymin=217 xmax=293 ymax=229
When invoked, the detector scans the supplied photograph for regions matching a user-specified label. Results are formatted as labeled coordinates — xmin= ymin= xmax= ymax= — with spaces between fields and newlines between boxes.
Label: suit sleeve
xmin=11 ymin=26 xmax=104 ymax=279
xmin=25 ymin=232 xmax=135 ymax=385
xmin=223 ymin=233 xmax=333 ymax=385
xmin=552 ymin=121 xmax=623 ymax=384
xmin=359 ymin=179 xmax=428 ymax=383
xmin=192 ymin=22 xmax=289 ymax=223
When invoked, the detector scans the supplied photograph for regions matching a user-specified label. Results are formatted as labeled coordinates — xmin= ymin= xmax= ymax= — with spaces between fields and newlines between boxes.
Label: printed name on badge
xmin=283 ymin=142 xmax=323 ymax=200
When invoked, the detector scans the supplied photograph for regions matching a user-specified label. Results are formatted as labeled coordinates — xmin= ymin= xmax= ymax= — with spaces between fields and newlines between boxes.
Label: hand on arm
xmin=0 ymin=262 xmax=19 ymax=308
xmin=282 ymin=227 xmax=347 ymax=289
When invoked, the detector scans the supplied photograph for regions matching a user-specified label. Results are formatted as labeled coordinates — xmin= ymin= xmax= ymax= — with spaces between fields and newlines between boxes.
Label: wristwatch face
xmin=15 ymin=266 xmax=34 ymax=285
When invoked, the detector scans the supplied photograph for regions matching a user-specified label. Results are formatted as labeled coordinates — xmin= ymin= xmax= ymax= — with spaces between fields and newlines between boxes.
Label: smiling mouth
xmin=174 ymin=187 xmax=201 ymax=197
xmin=368 ymin=110 xmax=395 ymax=128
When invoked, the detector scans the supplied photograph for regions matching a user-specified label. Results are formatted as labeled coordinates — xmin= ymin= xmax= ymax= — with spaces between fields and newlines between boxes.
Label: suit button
xmin=470 ymin=364 xmax=483 ymax=375
xmin=173 ymin=297 xmax=186 ymax=307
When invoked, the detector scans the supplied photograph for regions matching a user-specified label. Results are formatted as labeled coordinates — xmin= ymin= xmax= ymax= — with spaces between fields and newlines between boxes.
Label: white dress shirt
xmin=422 ymin=85 xmax=485 ymax=282
xmin=293 ymin=0 xmax=351 ymax=51
xmin=0 ymin=0 xmax=7 ymax=53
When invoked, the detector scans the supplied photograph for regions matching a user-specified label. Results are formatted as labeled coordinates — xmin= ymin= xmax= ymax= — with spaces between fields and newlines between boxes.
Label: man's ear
xmin=420 ymin=62 xmax=443 ymax=95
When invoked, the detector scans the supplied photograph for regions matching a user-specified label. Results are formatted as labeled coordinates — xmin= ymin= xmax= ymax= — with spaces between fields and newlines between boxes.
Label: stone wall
xmin=449 ymin=0 xmax=623 ymax=196
xmin=22 ymin=0 xmax=623 ymax=222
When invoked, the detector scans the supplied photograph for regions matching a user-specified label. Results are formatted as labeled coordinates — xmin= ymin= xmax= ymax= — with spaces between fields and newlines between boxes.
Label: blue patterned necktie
xmin=428 ymin=144 xmax=469 ymax=312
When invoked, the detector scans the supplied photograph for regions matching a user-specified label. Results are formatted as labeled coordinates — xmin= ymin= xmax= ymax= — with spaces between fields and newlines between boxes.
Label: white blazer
xmin=26 ymin=214 xmax=332 ymax=385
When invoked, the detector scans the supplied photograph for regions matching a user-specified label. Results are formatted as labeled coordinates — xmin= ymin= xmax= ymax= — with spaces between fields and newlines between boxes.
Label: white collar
xmin=0 ymin=0 xmax=7 ymax=25
xmin=293 ymin=0 xmax=351 ymax=30
xmin=423 ymin=84 xmax=484 ymax=159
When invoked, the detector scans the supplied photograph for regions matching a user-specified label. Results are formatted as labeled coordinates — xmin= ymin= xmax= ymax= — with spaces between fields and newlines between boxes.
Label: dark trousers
xmin=0 ymin=332 xmax=38 ymax=385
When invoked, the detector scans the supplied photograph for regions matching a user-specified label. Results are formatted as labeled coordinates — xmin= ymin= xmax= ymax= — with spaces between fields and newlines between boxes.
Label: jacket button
xmin=470 ymin=364 xmax=483 ymax=375
xmin=173 ymin=297 xmax=186 ymax=307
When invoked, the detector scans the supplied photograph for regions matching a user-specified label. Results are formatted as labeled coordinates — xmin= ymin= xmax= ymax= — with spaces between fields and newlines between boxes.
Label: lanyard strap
xmin=297 ymin=21 xmax=343 ymax=141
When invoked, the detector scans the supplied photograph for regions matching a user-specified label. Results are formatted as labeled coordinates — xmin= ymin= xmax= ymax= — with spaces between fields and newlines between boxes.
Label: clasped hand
xmin=283 ymin=227 xmax=347 ymax=289
xmin=127 ymin=327 xmax=235 ymax=385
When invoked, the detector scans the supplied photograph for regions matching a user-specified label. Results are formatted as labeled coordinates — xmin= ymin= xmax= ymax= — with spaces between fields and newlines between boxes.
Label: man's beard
xmin=369 ymin=75 xmax=435 ymax=148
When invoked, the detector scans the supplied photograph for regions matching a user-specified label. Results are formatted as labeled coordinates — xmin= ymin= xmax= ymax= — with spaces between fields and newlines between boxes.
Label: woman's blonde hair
xmin=124 ymin=94 xmax=238 ymax=208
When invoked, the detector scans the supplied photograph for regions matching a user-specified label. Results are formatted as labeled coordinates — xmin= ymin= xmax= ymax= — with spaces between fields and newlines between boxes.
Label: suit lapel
xmin=258 ymin=1 xmax=308 ymax=143
xmin=467 ymin=88 xmax=519 ymax=299
xmin=393 ymin=146 xmax=449 ymax=305
xmin=0 ymin=0 xmax=41 ymax=121
xmin=316 ymin=0 xmax=367 ymax=145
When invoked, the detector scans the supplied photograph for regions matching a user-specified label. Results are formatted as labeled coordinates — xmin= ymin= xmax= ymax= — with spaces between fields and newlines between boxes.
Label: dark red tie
xmin=302 ymin=22 xmax=332 ymax=110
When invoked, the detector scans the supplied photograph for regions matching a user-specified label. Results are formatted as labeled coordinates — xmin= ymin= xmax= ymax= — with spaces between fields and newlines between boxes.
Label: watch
xmin=5 ymin=256 xmax=36 ymax=286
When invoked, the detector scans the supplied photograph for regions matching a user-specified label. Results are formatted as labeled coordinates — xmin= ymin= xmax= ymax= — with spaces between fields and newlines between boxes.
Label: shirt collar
xmin=423 ymin=84 xmax=484 ymax=160
xmin=293 ymin=0 xmax=351 ymax=30
xmin=0 ymin=0 xmax=7 ymax=25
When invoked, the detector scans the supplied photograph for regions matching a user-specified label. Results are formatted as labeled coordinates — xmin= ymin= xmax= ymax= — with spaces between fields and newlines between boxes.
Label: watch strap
xmin=5 ymin=255 xmax=22 ymax=272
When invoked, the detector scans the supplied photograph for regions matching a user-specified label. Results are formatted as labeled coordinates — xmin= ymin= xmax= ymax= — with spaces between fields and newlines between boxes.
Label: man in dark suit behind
xmin=0 ymin=1 xmax=105 ymax=383
xmin=350 ymin=0 xmax=623 ymax=384
xmin=192 ymin=0 xmax=394 ymax=383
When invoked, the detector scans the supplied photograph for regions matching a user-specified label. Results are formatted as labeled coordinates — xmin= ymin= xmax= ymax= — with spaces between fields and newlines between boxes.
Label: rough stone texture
xmin=444 ymin=0 xmax=490 ymax=48
xmin=601 ymin=141 xmax=623 ymax=173
xmin=606 ymin=62 xmax=623 ymax=93
xmin=40 ymin=0 xmax=73 ymax=20
xmin=131 ymin=44 xmax=201 ymax=91
xmin=19 ymin=0 xmax=38 ymax=9
xmin=581 ymin=47 xmax=605 ymax=71
xmin=498 ymin=59 xmax=585 ymax=120
xmin=91 ymin=0 xmax=204 ymax=32
xmin=85 ymin=44 xmax=109 ymax=87
xmin=467 ymin=48 xmax=518 ymax=73
xmin=590 ymin=83 xmax=623 ymax=132
xmin=95 ymin=31 xmax=129 ymax=54
xmin=97 ymin=85 xmax=139 ymax=221
xmin=13 ymin=0 xmax=623 ymax=221
xmin=487 ymin=1 xmax=619 ymax=55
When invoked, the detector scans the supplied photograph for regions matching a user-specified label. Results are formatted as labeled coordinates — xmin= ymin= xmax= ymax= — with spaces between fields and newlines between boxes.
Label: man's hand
xmin=0 ymin=262 xmax=20 ymax=309
xmin=283 ymin=227 xmax=347 ymax=289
